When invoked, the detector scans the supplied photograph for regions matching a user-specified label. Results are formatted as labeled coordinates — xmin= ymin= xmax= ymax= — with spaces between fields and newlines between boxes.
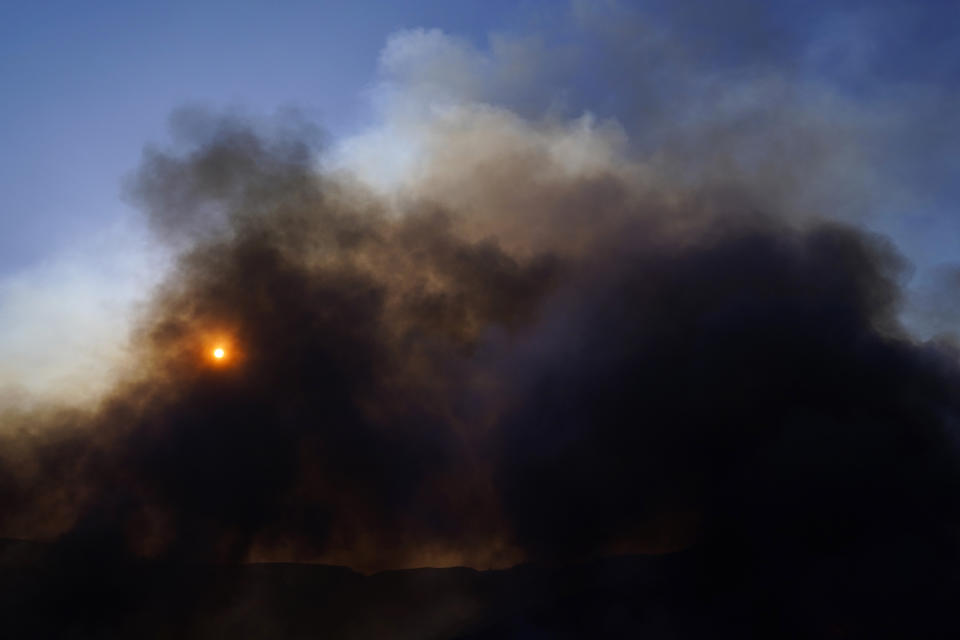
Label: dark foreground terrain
xmin=2 ymin=538 xmax=958 ymax=639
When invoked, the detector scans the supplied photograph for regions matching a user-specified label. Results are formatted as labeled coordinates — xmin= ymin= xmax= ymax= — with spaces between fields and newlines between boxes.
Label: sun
xmin=203 ymin=333 xmax=236 ymax=367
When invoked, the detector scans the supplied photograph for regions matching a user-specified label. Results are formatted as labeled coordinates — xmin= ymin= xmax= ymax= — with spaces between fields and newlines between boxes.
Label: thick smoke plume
xmin=1 ymin=6 xmax=957 ymax=636
xmin=1 ymin=107 xmax=957 ymax=583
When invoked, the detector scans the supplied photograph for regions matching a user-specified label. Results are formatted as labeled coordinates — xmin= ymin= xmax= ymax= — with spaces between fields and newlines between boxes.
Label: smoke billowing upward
xmin=1 ymin=5 xmax=959 ymax=634
xmin=0 ymin=107 xmax=957 ymax=581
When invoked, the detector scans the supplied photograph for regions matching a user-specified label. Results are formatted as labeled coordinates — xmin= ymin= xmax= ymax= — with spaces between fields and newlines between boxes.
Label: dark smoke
xmin=492 ymin=218 xmax=960 ymax=633
xmin=1 ymin=112 xmax=959 ymax=633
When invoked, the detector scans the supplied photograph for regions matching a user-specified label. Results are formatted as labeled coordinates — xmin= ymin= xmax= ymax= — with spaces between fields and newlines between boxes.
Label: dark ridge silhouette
xmin=3 ymin=539 xmax=957 ymax=638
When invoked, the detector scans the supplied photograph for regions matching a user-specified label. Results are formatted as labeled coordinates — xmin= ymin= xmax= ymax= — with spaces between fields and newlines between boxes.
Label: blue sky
xmin=0 ymin=0 xmax=958 ymax=399
xmin=0 ymin=0 xmax=527 ymax=269
xmin=2 ymin=0 xmax=957 ymax=268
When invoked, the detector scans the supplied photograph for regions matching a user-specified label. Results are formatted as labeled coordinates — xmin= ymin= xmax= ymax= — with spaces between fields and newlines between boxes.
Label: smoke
xmin=0 ymin=102 xmax=955 ymax=576
xmin=0 ymin=222 xmax=165 ymax=406
xmin=0 ymin=11 xmax=957 ymax=635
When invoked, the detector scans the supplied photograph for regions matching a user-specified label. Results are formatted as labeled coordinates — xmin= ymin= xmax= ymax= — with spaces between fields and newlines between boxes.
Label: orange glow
xmin=203 ymin=334 xmax=237 ymax=367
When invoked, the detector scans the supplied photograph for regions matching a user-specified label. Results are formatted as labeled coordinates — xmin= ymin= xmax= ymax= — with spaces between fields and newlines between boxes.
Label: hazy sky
xmin=1 ymin=0 xmax=958 ymax=400
xmin=3 ymin=1 xmax=957 ymax=269
xmin=0 ymin=0 xmax=525 ymax=270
